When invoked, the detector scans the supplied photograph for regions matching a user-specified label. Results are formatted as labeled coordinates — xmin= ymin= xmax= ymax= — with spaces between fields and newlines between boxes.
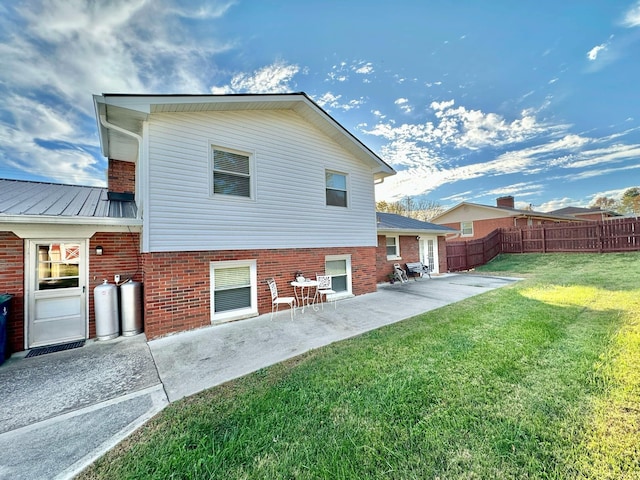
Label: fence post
xmin=599 ymin=222 xmax=603 ymax=253
xmin=519 ymin=228 xmax=523 ymax=253
xmin=541 ymin=227 xmax=546 ymax=253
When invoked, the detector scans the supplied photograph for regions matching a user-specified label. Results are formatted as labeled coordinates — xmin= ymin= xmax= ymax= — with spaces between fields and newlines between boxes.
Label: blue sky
xmin=1 ymin=0 xmax=639 ymax=211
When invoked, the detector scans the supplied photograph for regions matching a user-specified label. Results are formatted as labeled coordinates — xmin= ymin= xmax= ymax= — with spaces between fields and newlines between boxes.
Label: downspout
xmin=98 ymin=114 xmax=149 ymax=253
xmin=98 ymin=114 xmax=144 ymax=221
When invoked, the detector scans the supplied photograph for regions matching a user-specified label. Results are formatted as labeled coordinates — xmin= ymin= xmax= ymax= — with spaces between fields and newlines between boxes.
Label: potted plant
xmin=294 ymin=270 xmax=305 ymax=282
xmin=388 ymin=273 xmax=396 ymax=284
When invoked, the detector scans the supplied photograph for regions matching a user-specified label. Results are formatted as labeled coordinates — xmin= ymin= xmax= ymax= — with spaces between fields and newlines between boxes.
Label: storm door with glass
xmin=27 ymin=241 xmax=87 ymax=348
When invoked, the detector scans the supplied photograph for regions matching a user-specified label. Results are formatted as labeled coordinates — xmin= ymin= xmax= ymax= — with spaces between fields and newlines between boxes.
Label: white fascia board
xmin=0 ymin=215 xmax=142 ymax=227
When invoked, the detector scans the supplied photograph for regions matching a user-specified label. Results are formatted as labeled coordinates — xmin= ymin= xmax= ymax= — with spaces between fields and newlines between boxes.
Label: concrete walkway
xmin=0 ymin=273 xmax=518 ymax=479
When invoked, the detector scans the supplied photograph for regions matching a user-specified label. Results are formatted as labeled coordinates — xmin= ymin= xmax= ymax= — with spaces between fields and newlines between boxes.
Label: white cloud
xmin=169 ymin=1 xmax=237 ymax=19
xmin=353 ymin=62 xmax=374 ymax=75
xmin=0 ymin=0 xmax=237 ymax=184
xmin=394 ymin=98 xmax=412 ymax=114
xmin=622 ymin=1 xmax=640 ymax=27
xmin=210 ymin=61 xmax=300 ymax=94
xmin=0 ymin=95 xmax=103 ymax=184
xmin=314 ymin=92 xmax=365 ymax=111
xmin=587 ymin=44 xmax=607 ymax=61
xmin=370 ymin=98 xmax=630 ymax=202
xmin=537 ymin=197 xmax=578 ymax=211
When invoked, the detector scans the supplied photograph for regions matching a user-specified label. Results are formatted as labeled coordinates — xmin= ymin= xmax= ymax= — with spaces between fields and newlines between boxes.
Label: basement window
xmin=210 ymin=260 xmax=257 ymax=323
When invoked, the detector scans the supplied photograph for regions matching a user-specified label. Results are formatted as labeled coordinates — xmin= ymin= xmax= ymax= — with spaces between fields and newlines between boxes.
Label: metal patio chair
xmin=316 ymin=274 xmax=337 ymax=310
xmin=266 ymin=277 xmax=296 ymax=320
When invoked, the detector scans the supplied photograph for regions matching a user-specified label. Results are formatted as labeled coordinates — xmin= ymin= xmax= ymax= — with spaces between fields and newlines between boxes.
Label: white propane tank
xmin=120 ymin=280 xmax=143 ymax=336
xmin=94 ymin=280 xmax=119 ymax=340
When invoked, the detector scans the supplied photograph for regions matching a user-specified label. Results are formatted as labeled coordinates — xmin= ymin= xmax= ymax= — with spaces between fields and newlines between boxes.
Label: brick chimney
xmin=107 ymin=159 xmax=135 ymax=194
xmin=496 ymin=196 xmax=515 ymax=208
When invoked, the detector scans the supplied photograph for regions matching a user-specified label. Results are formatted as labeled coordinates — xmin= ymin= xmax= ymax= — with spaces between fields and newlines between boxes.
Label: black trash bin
xmin=0 ymin=294 xmax=13 ymax=366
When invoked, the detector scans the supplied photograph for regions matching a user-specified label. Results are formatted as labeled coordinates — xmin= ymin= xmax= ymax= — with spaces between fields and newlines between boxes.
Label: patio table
xmin=290 ymin=280 xmax=319 ymax=313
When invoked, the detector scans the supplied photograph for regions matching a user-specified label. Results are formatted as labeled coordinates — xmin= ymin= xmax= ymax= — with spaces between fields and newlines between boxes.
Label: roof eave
xmin=0 ymin=215 xmax=143 ymax=227
xmin=94 ymin=92 xmax=396 ymax=176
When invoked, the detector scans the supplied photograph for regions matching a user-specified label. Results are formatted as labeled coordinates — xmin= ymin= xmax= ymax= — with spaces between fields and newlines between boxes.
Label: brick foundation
xmin=141 ymin=246 xmax=376 ymax=340
xmin=89 ymin=232 xmax=142 ymax=338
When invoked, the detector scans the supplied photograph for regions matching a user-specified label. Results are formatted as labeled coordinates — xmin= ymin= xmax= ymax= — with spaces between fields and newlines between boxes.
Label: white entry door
xmin=420 ymin=237 xmax=438 ymax=274
xmin=27 ymin=240 xmax=87 ymax=348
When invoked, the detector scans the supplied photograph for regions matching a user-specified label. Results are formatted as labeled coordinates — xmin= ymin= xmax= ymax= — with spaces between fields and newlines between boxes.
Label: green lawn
xmin=80 ymin=253 xmax=640 ymax=479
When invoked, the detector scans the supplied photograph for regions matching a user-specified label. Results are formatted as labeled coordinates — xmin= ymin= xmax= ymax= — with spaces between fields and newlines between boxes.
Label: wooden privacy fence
xmin=447 ymin=217 xmax=640 ymax=271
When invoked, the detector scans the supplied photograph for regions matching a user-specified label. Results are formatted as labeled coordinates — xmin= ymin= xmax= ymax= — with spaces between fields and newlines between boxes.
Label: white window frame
xmin=210 ymin=259 xmax=258 ymax=324
xmin=325 ymin=170 xmax=349 ymax=208
xmin=461 ymin=221 xmax=474 ymax=237
xmin=210 ymin=145 xmax=255 ymax=201
xmin=385 ymin=235 xmax=400 ymax=260
xmin=325 ymin=254 xmax=352 ymax=297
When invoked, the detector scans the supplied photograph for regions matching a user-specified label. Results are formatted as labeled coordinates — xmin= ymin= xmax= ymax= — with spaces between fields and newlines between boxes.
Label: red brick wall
xmin=0 ymin=232 xmax=24 ymax=355
xmin=108 ymin=159 xmax=135 ymax=193
xmin=376 ymin=235 xmax=422 ymax=283
xmin=89 ymin=232 xmax=142 ymax=339
xmin=141 ymin=246 xmax=376 ymax=339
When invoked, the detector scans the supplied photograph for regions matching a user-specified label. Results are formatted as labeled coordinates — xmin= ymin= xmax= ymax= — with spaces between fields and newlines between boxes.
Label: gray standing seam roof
xmin=0 ymin=179 xmax=137 ymax=219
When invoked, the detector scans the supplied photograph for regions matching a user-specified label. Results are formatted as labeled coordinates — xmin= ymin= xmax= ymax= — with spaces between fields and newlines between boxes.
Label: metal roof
xmin=0 ymin=179 xmax=137 ymax=219
xmin=376 ymin=212 xmax=458 ymax=233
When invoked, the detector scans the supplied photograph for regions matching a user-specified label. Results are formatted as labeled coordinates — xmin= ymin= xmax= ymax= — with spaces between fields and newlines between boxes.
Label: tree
xmin=619 ymin=187 xmax=640 ymax=215
xmin=376 ymin=196 xmax=445 ymax=221
xmin=589 ymin=196 xmax=618 ymax=210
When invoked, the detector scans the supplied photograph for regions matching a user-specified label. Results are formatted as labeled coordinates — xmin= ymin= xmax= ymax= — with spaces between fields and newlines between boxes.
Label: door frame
xmin=419 ymin=236 xmax=439 ymax=275
xmin=24 ymin=239 xmax=89 ymax=349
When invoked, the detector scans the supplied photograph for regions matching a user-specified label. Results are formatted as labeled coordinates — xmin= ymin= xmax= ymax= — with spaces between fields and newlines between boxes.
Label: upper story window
xmin=461 ymin=221 xmax=473 ymax=236
xmin=212 ymin=147 xmax=252 ymax=198
xmin=326 ymin=171 xmax=348 ymax=207
xmin=386 ymin=236 xmax=400 ymax=259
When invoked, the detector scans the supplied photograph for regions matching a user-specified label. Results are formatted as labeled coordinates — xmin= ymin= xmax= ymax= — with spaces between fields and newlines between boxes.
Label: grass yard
xmin=80 ymin=253 xmax=640 ymax=479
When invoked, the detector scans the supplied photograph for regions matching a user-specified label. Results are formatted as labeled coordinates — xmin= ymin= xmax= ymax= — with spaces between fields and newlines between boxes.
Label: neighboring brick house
xmin=431 ymin=196 xmax=585 ymax=241
xmin=547 ymin=206 xmax=621 ymax=221
xmin=375 ymin=212 xmax=457 ymax=282
xmin=0 ymin=92 xmax=396 ymax=354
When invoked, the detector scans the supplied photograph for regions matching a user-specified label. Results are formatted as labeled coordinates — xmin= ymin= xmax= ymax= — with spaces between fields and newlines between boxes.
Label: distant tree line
xmin=376 ymin=196 xmax=445 ymax=222
xmin=590 ymin=187 xmax=640 ymax=216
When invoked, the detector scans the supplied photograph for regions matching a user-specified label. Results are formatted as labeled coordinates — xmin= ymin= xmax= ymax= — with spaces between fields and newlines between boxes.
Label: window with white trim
xmin=326 ymin=170 xmax=348 ymax=207
xmin=386 ymin=236 xmax=400 ymax=259
xmin=211 ymin=147 xmax=252 ymax=198
xmin=210 ymin=260 xmax=257 ymax=323
xmin=461 ymin=221 xmax=473 ymax=236
xmin=325 ymin=255 xmax=352 ymax=295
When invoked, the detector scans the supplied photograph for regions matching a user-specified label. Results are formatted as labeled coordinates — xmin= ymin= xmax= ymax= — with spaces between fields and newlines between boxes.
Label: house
xmin=431 ymin=196 xmax=586 ymax=241
xmin=547 ymin=206 xmax=621 ymax=221
xmin=0 ymin=92 xmax=396 ymax=355
xmin=375 ymin=212 xmax=458 ymax=282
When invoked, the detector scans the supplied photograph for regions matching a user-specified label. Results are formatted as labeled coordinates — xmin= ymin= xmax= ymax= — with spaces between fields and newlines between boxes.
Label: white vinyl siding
xmin=210 ymin=260 xmax=257 ymax=323
xmin=145 ymin=110 xmax=378 ymax=252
